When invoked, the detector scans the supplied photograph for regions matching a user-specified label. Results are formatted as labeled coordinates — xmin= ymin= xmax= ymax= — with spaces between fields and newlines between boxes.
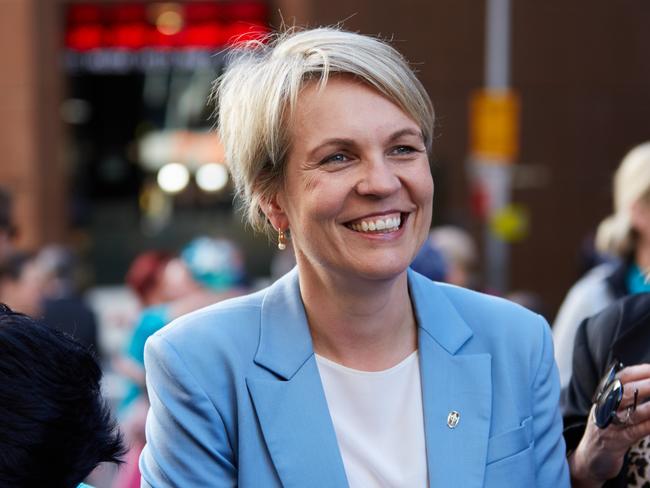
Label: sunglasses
xmin=592 ymin=359 xmax=639 ymax=429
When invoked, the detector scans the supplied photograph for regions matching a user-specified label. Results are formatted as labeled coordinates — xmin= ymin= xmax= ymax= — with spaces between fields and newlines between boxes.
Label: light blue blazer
xmin=140 ymin=268 xmax=569 ymax=487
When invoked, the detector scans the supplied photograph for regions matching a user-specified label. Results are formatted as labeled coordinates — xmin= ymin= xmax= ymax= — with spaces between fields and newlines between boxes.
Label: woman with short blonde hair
xmin=141 ymin=27 xmax=569 ymax=487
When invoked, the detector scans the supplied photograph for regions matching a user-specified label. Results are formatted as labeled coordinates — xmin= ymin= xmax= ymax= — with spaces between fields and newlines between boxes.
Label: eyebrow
xmin=307 ymin=128 xmax=424 ymax=157
xmin=386 ymin=128 xmax=424 ymax=143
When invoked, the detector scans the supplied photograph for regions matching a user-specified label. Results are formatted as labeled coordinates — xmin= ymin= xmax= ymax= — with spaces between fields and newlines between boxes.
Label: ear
xmin=263 ymin=193 xmax=290 ymax=232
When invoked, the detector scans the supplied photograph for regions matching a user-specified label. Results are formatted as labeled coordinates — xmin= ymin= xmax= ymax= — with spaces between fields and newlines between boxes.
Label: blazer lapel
xmin=409 ymin=270 xmax=492 ymax=488
xmin=246 ymin=269 xmax=348 ymax=488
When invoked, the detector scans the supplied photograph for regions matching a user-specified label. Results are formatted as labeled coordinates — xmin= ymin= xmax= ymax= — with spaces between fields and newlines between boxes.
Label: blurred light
xmin=66 ymin=24 xmax=103 ymax=50
xmin=155 ymin=7 xmax=183 ymax=36
xmin=196 ymin=163 xmax=228 ymax=192
xmin=107 ymin=23 xmax=148 ymax=49
xmin=184 ymin=24 xmax=225 ymax=48
xmin=157 ymin=163 xmax=189 ymax=193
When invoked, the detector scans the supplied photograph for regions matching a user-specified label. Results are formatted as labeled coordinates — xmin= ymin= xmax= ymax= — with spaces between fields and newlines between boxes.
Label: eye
xmin=390 ymin=145 xmax=419 ymax=156
xmin=320 ymin=153 xmax=350 ymax=164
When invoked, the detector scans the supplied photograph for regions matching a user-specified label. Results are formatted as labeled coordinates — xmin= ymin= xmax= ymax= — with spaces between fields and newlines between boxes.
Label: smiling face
xmin=267 ymin=77 xmax=433 ymax=284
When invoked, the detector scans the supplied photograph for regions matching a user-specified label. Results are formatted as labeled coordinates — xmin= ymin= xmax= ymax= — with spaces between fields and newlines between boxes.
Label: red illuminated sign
xmin=65 ymin=2 xmax=269 ymax=51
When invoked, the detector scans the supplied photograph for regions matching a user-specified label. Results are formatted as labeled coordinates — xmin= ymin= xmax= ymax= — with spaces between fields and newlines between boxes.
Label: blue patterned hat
xmin=181 ymin=237 xmax=246 ymax=291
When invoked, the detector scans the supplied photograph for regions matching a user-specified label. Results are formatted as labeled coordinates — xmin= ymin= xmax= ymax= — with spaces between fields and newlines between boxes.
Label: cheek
xmin=288 ymin=175 xmax=346 ymax=223
xmin=411 ymin=165 xmax=434 ymax=205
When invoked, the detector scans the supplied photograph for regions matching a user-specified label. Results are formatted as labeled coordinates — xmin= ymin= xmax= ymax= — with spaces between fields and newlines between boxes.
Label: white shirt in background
xmin=552 ymin=262 xmax=616 ymax=387
xmin=315 ymin=351 xmax=428 ymax=488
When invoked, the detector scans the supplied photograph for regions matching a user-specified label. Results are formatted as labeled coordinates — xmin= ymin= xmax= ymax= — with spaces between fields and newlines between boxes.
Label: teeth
xmin=348 ymin=215 xmax=402 ymax=233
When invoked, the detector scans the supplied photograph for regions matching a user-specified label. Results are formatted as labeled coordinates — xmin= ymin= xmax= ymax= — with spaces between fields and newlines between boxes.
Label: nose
xmin=355 ymin=155 xmax=401 ymax=198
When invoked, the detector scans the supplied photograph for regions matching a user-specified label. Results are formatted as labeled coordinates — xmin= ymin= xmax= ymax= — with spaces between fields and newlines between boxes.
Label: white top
xmin=315 ymin=351 xmax=428 ymax=488
xmin=552 ymin=262 xmax=616 ymax=387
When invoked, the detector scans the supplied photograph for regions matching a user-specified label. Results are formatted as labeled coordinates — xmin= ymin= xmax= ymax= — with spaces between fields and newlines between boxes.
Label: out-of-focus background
xmin=1 ymin=0 xmax=649 ymax=485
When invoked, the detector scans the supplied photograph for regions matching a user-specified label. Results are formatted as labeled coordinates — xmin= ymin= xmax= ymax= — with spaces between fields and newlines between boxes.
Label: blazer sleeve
xmin=139 ymin=333 xmax=237 ymax=487
xmin=532 ymin=318 xmax=570 ymax=486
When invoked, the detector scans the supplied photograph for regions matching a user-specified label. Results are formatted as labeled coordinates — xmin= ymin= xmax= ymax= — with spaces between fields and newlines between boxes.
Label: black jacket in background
xmin=562 ymin=292 xmax=650 ymax=487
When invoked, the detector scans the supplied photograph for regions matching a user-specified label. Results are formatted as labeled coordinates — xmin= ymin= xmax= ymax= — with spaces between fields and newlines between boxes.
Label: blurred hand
xmin=569 ymin=364 xmax=650 ymax=487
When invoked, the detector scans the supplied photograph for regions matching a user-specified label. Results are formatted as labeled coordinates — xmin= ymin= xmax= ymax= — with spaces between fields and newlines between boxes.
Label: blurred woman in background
xmin=114 ymin=238 xmax=246 ymax=488
xmin=554 ymin=142 xmax=650 ymax=388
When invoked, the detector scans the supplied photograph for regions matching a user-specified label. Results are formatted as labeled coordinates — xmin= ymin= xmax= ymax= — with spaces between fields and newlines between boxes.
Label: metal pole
xmin=485 ymin=0 xmax=510 ymax=89
xmin=482 ymin=0 xmax=512 ymax=293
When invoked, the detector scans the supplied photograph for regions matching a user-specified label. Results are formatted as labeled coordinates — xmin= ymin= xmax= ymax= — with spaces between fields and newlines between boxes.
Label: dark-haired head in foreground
xmin=0 ymin=303 xmax=125 ymax=487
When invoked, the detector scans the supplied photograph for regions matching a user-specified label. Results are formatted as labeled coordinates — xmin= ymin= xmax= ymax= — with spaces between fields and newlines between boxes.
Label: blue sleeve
xmin=140 ymin=333 xmax=236 ymax=487
xmin=532 ymin=316 xmax=570 ymax=486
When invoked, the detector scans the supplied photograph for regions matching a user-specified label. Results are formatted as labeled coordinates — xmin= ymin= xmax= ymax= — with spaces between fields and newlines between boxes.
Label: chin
xmin=349 ymin=260 xmax=411 ymax=282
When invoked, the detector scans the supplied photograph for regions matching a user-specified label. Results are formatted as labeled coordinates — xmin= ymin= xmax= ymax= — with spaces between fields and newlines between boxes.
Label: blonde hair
xmin=213 ymin=27 xmax=435 ymax=236
xmin=596 ymin=142 xmax=650 ymax=256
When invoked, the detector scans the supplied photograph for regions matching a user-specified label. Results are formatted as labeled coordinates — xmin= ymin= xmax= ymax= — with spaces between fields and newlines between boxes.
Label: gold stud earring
xmin=278 ymin=228 xmax=287 ymax=250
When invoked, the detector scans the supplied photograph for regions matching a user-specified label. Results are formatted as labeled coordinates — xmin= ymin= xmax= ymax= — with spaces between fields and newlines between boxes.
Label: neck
xmin=297 ymin=262 xmax=417 ymax=371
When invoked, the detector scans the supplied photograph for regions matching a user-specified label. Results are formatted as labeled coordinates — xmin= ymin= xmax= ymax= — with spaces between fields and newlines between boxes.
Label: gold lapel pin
xmin=447 ymin=411 xmax=460 ymax=429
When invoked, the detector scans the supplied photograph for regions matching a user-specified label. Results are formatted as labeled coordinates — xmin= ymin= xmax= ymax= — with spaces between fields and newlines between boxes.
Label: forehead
xmin=288 ymin=77 xmax=420 ymax=144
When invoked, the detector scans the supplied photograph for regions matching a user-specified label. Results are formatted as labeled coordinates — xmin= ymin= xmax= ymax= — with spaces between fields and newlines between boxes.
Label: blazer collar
xmin=254 ymin=267 xmax=474 ymax=377
xmin=254 ymin=267 xmax=313 ymax=379
xmin=407 ymin=268 xmax=474 ymax=354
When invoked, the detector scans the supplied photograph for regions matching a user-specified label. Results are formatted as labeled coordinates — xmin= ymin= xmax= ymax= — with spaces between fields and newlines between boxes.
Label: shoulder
xmin=145 ymin=288 xmax=267 ymax=370
xmin=426 ymin=281 xmax=561 ymax=424
xmin=410 ymin=270 xmax=549 ymax=366
xmin=438 ymin=281 xmax=548 ymax=346
xmin=583 ymin=292 xmax=650 ymax=346
xmin=429 ymin=279 xmax=553 ymax=385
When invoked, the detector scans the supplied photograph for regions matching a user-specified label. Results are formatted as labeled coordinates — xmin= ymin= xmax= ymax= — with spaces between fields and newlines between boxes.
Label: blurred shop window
xmin=61 ymin=2 xmax=270 ymax=284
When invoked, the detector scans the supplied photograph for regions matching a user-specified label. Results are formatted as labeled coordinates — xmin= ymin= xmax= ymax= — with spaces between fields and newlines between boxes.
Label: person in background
xmin=0 ymin=251 xmax=47 ymax=317
xmin=119 ymin=237 xmax=247 ymax=410
xmin=410 ymin=235 xmax=448 ymax=282
xmin=36 ymin=245 xmax=100 ymax=357
xmin=0 ymin=187 xmax=16 ymax=262
xmin=0 ymin=303 xmax=124 ymax=487
xmin=427 ymin=225 xmax=479 ymax=288
xmin=114 ymin=238 xmax=247 ymax=488
xmin=113 ymin=250 xmax=177 ymax=404
xmin=125 ymin=250 xmax=176 ymax=309
xmin=553 ymin=142 xmax=650 ymax=388
xmin=140 ymin=27 xmax=568 ymax=487
xmin=110 ymin=250 xmax=176 ymax=488
xmin=562 ymin=293 xmax=650 ymax=487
